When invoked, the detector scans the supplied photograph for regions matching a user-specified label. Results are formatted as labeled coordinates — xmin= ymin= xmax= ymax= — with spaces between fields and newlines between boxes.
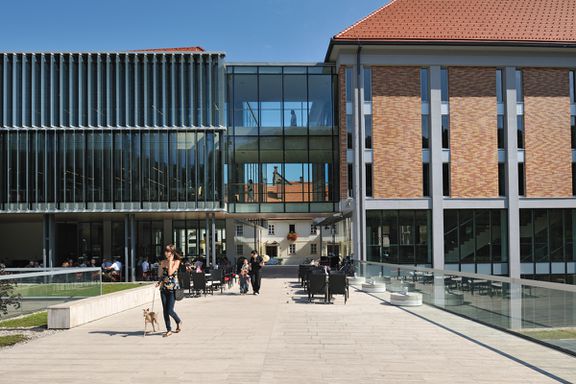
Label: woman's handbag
xmin=174 ymin=288 xmax=185 ymax=301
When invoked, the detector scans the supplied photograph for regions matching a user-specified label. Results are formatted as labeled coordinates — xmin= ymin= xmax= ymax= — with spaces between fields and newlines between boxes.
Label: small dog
xmin=143 ymin=308 xmax=159 ymax=336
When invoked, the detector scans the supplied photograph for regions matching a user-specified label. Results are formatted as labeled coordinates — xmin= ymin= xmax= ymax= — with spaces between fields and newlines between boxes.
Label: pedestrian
xmin=156 ymin=244 xmax=183 ymax=337
xmin=249 ymin=250 xmax=264 ymax=295
xmin=239 ymin=258 xmax=251 ymax=294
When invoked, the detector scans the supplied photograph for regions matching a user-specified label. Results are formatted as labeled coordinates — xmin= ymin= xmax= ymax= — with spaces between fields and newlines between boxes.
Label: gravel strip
xmin=0 ymin=328 xmax=62 ymax=349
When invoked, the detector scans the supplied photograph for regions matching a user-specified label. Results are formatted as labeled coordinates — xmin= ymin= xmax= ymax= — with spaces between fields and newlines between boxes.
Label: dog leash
xmin=151 ymin=286 xmax=157 ymax=312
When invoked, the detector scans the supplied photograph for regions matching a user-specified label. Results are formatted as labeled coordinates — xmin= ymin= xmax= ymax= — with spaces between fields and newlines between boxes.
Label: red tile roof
xmin=334 ymin=0 xmax=576 ymax=44
xmin=130 ymin=46 xmax=205 ymax=52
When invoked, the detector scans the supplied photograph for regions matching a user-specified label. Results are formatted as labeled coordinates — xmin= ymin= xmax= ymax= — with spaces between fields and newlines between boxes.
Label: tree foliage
xmin=0 ymin=264 xmax=21 ymax=318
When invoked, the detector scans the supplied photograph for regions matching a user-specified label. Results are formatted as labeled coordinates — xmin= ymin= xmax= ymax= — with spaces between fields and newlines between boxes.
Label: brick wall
xmin=372 ymin=67 xmax=422 ymax=198
xmin=339 ymin=66 xmax=348 ymax=201
xmin=449 ymin=67 xmax=499 ymax=198
xmin=524 ymin=68 xmax=572 ymax=198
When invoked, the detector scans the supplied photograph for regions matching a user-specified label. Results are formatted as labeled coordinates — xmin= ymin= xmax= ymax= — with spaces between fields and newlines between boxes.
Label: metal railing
xmin=0 ymin=267 xmax=102 ymax=319
xmin=354 ymin=260 xmax=576 ymax=356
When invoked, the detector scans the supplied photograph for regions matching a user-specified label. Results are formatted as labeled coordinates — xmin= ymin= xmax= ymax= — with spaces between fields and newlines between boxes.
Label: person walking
xmin=156 ymin=244 xmax=183 ymax=337
xmin=249 ymin=250 xmax=264 ymax=295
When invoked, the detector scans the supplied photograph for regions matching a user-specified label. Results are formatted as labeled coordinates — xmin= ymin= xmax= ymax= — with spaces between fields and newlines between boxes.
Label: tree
xmin=0 ymin=264 xmax=21 ymax=319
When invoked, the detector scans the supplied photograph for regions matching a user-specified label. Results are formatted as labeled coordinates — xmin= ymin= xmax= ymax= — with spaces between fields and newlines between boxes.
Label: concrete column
xmin=430 ymin=66 xmax=445 ymax=270
xmin=103 ymin=220 xmax=112 ymax=260
xmin=163 ymin=218 xmax=173 ymax=245
xmin=225 ymin=219 xmax=237 ymax=261
xmin=504 ymin=67 xmax=521 ymax=278
xmin=205 ymin=215 xmax=210 ymax=264
xmin=351 ymin=56 xmax=367 ymax=263
xmin=124 ymin=215 xmax=130 ymax=282
xmin=130 ymin=215 xmax=136 ymax=282
xmin=211 ymin=214 xmax=217 ymax=266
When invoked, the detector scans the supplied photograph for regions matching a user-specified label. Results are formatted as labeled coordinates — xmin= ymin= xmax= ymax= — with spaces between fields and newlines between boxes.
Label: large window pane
xmin=259 ymin=74 xmax=282 ymax=134
xmin=308 ymin=75 xmax=333 ymax=134
xmin=284 ymin=74 xmax=307 ymax=134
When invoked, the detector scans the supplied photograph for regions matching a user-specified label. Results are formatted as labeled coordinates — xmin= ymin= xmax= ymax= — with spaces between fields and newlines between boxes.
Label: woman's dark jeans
xmin=160 ymin=288 xmax=181 ymax=332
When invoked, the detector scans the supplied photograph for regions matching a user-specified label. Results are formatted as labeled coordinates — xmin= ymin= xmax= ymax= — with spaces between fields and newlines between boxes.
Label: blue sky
xmin=1 ymin=0 xmax=387 ymax=62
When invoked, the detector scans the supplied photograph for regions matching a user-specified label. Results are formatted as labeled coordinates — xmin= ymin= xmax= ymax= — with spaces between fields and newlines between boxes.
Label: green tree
xmin=0 ymin=264 xmax=21 ymax=319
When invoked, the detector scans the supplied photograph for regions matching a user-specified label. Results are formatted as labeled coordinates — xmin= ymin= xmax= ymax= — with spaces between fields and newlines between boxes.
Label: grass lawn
xmin=102 ymin=282 xmax=149 ymax=295
xmin=0 ymin=311 xmax=48 ymax=328
xmin=13 ymin=282 xmax=149 ymax=298
xmin=0 ymin=334 xmax=29 ymax=348
xmin=520 ymin=328 xmax=576 ymax=340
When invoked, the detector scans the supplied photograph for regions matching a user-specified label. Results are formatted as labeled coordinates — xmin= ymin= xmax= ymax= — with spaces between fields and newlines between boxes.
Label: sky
xmin=0 ymin=0 xmax=388 ymax=62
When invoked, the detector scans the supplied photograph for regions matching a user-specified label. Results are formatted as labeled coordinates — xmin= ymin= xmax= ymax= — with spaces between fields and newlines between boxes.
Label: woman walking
xmin=156 ymin=244 xmax=183 ymax=337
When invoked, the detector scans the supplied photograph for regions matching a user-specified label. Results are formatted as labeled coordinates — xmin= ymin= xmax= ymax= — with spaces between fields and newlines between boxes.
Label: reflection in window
xmin=444 ymin=209 xmax=508 ymax=271
xmin=366 ymin=210 xmax=431 ymax=265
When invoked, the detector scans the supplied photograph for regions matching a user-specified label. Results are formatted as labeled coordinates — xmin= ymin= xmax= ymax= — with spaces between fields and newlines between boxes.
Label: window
xmin=310 ymin=244 xmax=317 ymax=254
xmin=518 ymin=163 xmax=525 ymax=196
xmin=365 ymin=163 xmax=373 ymax=197
xmin=421 ymin=68 xmax=430 ymax=149
xmin=364 ymin=67 xmax=372 ymax=149
xmin=236 ymin=225 xmax=244 ymax=236
xmin=236 ymin=244 xmax=243 ymax=256
xmin=289 ymin=244 xmax=296 ymax=255
xmin=498 ymin=163 xmax=506 ymax=197
xmin=496 ymin=69 xmax=505 ymax=149
xmin=268 ymin=225 xmax=275 ymax=235
xmin=423 ymin=163 xmax=430 ymax=197
xmin=516 ymin=69 xmax=525 ymax=149
xmin=310 ymin=225 xmax=318 ymax=235
xmin=443 ymin=163 xmax=450 ymax=197
xmin=289 ymin=224 xmax=295 ymax=233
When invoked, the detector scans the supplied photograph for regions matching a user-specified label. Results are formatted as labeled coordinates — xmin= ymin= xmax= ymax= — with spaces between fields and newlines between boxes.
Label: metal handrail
xmin=0 ymin=267 xmax=101 ymax=281
xmin=356 ymin=260 xmax=576 ymax=293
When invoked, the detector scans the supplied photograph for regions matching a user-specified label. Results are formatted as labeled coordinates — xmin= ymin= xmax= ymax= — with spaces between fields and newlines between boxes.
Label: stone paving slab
xmin=0 ymin=278 xmax=573 ymax=383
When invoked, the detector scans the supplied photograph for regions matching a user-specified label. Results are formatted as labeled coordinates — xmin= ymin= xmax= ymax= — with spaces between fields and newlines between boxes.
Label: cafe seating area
xmin=298 ymin=264 xmax=349 ymax=304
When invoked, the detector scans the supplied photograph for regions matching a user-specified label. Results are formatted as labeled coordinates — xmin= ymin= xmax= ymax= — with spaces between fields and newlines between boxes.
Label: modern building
xmin=326 ymin=0 xmax=576 ymax=284
xmin=1 ymin=0 xmax=576 ymax=284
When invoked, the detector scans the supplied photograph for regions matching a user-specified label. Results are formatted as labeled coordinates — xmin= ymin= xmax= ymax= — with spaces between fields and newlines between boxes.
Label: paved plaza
xmin=0 ymin=277 xmax=575 ymax=384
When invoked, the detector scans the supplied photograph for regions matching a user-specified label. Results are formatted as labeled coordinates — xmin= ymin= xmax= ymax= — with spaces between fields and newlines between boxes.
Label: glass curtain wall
xmin=444 ymin=209 xmax=508 ymax=275
xmin=520 ymin=209 xmax=576 ymax=284
xmin=173 ymin=219 xmax=226 ymax=260
xmin=0 ymin=130 xmax=222 ymax=210
xmin=366 ymin=210 xmax=432 ymax=265
xmin=227 ymin=65 xmax=339 ymax=213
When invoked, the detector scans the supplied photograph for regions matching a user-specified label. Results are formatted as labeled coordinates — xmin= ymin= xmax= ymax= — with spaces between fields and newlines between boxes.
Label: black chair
xmin=179 ymin=271 xmax=192 ymax=297
xmin=329 ymin=272 xmax=349 ymax=304
xmin=302 ymin=265 xmax=317 ymax=288
xmin=308 ymin=271 xmax=328 ymax=303
xmin=192 ymin=272 xmax=213 ymax=297
xmin=210 ymin=268 xmax=224 ymax=294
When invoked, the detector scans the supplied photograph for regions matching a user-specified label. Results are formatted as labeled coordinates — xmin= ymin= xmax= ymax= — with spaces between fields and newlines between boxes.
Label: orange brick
xmin=449 ymin=67 xmax=499 ymax=198
xmin=524 ymin=68 xmax=572 ymax=198
xmin=372 ymin=67 xmax=422 ymax=198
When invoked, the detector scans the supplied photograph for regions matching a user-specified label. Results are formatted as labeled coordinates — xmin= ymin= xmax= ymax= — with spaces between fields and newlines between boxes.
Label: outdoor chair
xmin=210 ymin=268 xmax=224 ymax=294
xmin=192 ymin=272 xmax=213 ymax=297
xmin=329 ymin=272 xmax=349 ymax=304
xmin=308 ymin=271 xmax=328 ymax=303
xmin=179 ymin=271 xmax=192 ymax=297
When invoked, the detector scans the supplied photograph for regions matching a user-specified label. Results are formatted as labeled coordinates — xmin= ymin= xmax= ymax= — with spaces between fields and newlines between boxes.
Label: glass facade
xmin=366 ymin=210 xmax=432 ymax=265
xmin=520 ymin=209 xmax=576 ymax=284
xmin=444 ymin=209 xmax=508 ymax=275
xmin=0 ymin=130 xmax=223 ymax=210
xmin=227 ymin=65 xmax=339 ymax=213
xmin=0 ymin=52 xmax=225 ymax=212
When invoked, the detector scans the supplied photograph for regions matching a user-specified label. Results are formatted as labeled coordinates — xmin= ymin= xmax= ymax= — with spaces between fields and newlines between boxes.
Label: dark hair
xmin=165 ymin=244 xmax=183 ymax=260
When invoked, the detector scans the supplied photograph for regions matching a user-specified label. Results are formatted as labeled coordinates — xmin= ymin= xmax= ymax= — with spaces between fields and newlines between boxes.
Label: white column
xmin=504 ymin=67 xmax=521 ymax=279
xmin=429 ymin=66 xmax=444 ymax=270
xmin=351 ymin=59 xmax=367 ymax=263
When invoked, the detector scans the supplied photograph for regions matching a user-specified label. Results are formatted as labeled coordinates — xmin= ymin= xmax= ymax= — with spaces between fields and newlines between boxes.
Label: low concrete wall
xmin=48 ymin=284 xmax=156 ymax=329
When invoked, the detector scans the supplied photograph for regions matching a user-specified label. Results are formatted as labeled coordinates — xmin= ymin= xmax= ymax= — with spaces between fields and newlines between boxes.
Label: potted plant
xmin=287 ymin=232 xmax=298 ymax=241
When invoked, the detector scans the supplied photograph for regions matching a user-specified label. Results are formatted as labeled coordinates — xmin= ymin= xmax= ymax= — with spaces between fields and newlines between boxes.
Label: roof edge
xmin=325 ymin=38 xmax=576 ymax=62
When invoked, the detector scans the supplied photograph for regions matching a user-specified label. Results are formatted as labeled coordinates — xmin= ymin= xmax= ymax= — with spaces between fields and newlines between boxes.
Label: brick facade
xmin=524 ymin=68 xmax=572 ymax=198
xmin=372 ymin=67 xmax=422 ymax=198
xmin=449 ymin=67 xmax=499 ymax=198
xmin=339 ymin=66 xmax=348 ymax=201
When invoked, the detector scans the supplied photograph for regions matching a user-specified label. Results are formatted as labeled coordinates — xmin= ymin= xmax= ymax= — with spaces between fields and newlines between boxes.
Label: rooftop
xmin=130 ymin=46 xmax=205 ymax=52
xmin=334 ymin=0 xmax=576 ymax=45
